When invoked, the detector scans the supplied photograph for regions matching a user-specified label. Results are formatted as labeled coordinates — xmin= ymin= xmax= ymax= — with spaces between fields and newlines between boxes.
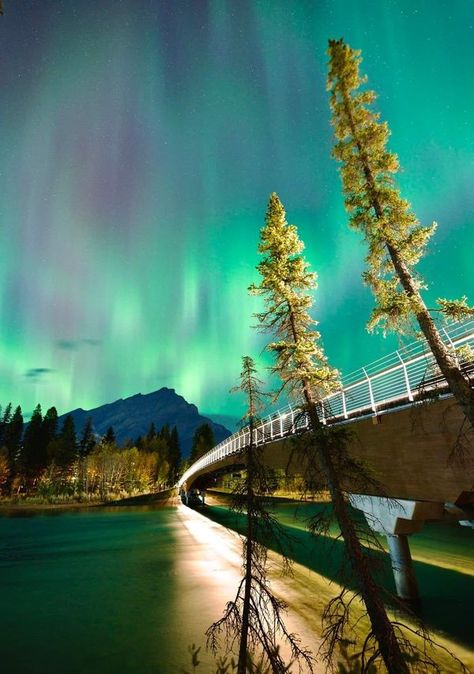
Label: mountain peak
xmin=58 ymin=389 xmax=231 ymax=456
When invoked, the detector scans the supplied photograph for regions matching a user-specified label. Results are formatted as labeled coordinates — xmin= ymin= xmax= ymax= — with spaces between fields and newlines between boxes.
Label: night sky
xmin=0 ymin=0 xmax=473 ymax=421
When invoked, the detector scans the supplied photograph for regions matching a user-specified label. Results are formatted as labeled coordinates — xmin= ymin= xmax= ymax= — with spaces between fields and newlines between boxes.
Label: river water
xmin=1 ymin=500 xmax=473 ymax=673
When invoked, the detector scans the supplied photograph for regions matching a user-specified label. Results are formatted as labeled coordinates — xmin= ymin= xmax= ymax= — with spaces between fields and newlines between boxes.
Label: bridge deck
xmin=180 ymin=321 xmax=474 ymax=504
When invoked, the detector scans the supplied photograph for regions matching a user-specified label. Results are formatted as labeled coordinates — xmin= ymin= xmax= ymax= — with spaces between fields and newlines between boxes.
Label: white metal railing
xmin=178 ymin=320 xmax=474 ymax=488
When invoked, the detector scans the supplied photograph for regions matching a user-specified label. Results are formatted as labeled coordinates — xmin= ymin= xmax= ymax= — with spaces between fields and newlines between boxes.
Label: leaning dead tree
xmin=206 ymin=356 xmax=314 ymax=674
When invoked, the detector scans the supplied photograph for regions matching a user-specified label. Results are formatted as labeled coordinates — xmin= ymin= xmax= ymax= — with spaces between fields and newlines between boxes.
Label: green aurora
xmin=0 ymin=0 xmax=473 ymax=420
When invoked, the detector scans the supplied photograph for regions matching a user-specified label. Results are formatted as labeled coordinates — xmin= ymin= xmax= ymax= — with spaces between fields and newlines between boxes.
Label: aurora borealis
xmin=0 ymin=1 xmax=473 ymax=421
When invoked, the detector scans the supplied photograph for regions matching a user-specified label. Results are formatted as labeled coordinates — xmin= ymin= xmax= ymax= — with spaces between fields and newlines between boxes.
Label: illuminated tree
xmin=327 ymin=38 xmax=474 ymax=426
xmin=251 ymin=193 xmax=409 ymax=673
xmin=0 ymin=447 xmax=9 ymax=494
xmin=207 ymin=355 xmax=313 ymax=674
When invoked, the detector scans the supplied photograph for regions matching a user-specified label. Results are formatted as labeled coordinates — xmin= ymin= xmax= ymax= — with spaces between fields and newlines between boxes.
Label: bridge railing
xmin=178 ymin=320 xmax=474 ymax=488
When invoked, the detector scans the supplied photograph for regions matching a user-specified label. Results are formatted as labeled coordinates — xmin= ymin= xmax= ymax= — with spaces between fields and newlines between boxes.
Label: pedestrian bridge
xmin=178 ymin=321 xmax=474 ymax=601
xmin=178 ymin=320 xmax=474 ymax=507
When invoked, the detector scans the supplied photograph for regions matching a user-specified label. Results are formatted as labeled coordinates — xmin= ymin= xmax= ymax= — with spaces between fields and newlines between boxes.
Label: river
xmin=0 ymin=499 xmax=472 ymax=673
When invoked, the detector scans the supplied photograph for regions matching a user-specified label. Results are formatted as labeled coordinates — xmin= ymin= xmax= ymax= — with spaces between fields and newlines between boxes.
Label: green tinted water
xmin=0 ymin=506 xmax=207 ymax=674
xmin=1 ymin=502 xmax=472 ymax=674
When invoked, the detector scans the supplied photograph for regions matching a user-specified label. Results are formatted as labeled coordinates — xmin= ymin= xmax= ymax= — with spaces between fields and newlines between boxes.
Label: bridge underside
xmin=187 ymin=396 xmax=474 ymax=507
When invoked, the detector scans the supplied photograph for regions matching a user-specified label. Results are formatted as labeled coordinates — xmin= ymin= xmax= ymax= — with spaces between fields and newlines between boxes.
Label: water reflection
xmin=173 ymin=502 xmax=322 ymax=672
xmin=1 ymin=501 xmax=472 ymax=673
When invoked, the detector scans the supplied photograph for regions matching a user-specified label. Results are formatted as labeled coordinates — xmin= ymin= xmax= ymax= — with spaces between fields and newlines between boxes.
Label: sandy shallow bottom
xmin=176 ymin=500 xmax=474 ymax=672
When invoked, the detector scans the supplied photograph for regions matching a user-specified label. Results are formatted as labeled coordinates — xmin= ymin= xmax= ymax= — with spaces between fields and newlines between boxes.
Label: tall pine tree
xmin=4 ymin=406 xmax=23 ymax=467
xmin=146 ymin=422 xmax=157 ymax=442
xmin=327 ymin=38 xmax=474 ymax=426
xmin=104 ymin=426 xmax=116 ymax=445
xmin=79 ymin=417 xmax=95 ymax=456
xmin=251 ymin=193 xmax=409 ymax=673
xmin=42 ymin=407 xmax=58 ymax=447
xmin=0 ymin=402 xmax=12 ymax=446
xmin=49 ymin=415 xmax=77 ymax=467
xmin=189 ymin=423 xmax=215 ymax=463
xmin=22 ymin=404 xmax=44 ymax=475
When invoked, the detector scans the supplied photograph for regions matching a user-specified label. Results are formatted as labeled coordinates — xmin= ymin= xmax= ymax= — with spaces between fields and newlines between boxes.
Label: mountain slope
xmin=58 ymin=388 xmax=231 ymax=456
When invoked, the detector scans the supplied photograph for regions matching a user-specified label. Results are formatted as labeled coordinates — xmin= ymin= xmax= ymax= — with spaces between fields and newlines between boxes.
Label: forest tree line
xmin=0 ymin=402 xmax=215 ymax=500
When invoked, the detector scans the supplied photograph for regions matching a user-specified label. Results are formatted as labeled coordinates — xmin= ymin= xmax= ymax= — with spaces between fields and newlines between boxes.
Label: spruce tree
xmin=159 ymin=424 xmax=171 ymax=444
xmin=190 ymin=423 xmax=215 ymax=463
xmin=104 ymin=426 xmax=116 ymax=445
xmin=22 ymin=404 xmax=44 ymax=475
xmin=0 ymin=402 xmax=12 ymax=446
xmin=146 ymin=422 xmax=157 ymax=443
xmin=327 ymin=38 xmax=474 ymax=426
xmin=42 ymin=407 xmax=58 ymax=447
xmin=4 ymin=406 xmax=23 ymax=466
xmin=251 ymin=193 xmax=409 ymax=673
xmin=79 ymin=417 xmax=95 ymax=456
xmin=49 ymin=415 xmax=77 ymax=467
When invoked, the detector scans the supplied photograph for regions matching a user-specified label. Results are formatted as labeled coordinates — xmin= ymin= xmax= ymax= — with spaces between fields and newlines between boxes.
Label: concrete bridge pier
xmin=349 ymin=495 xmax=445 ymax=604
xmin=385 ymin=533 xmax=418 ymax=602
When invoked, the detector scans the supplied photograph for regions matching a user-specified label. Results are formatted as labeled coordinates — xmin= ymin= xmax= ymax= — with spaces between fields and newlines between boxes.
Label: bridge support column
xmin=349 ymin=495 xmax=444 ymax=603
xmin=386 ymin=534 xmax=418 ymax=602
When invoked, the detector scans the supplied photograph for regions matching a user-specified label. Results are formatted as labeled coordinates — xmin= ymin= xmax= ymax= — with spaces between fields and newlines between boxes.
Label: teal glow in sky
xmin=0 ymin=0 xmax=473 ymax=419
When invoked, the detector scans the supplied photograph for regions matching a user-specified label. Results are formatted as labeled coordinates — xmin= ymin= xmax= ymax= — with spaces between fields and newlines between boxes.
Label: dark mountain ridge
xmin=58 ymin=388 xmax=231 ymax=456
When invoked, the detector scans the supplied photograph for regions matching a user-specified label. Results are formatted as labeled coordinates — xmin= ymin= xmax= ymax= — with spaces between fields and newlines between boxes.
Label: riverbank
xmin=0 ymin=484 xmax=316 ymax=512
xmin=206 ymin=486 xmax=330 ymax=503
xmin=0 ymin=488 xmax=174 ymax=512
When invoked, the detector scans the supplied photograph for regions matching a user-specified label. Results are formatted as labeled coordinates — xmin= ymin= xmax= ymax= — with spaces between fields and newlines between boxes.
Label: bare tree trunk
xmin=305 ymin=401 xmax=409 ymax=674
xmin=237 ymin=419 xmax=255 ymax=674
xmin=341 ymin=90 xmax=474 ymax=428
xmin=286 ymin=294 xmax=408 ymax=671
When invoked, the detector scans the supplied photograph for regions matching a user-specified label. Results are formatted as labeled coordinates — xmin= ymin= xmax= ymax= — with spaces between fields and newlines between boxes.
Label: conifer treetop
xmin=327 ymin=38 xmax=474 ymax=332
xmin=251 ymin=193 xmax=339 ymax=401
xmin=231 ymin=355 xmax=269 ymax=424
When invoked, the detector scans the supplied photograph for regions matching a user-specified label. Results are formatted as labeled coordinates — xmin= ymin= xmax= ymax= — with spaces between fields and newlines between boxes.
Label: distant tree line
xmin=0 ymin=402 xmax=183 ymax=500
